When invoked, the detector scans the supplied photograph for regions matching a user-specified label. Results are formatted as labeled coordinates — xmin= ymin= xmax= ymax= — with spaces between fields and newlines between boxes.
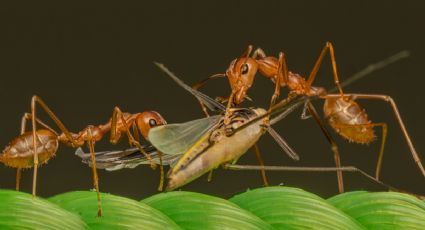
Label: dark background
xmin=0 ymin=1 xmax=424 ymax=200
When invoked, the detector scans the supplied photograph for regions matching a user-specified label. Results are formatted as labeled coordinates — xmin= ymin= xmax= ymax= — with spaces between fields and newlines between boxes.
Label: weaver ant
xmin=0 ymin=95 xmax=166 ymax=216
xmin=193 ymin=42 xmax=425 ymax=193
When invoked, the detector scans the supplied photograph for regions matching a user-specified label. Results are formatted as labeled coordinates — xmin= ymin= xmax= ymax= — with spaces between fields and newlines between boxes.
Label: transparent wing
xmin=148 ymin=115 xmax=221 ymax=156
xmin=155 ymin=62 xmax=226 ymax=112
xmin=75 ymin=146 xmax=181 ymax=171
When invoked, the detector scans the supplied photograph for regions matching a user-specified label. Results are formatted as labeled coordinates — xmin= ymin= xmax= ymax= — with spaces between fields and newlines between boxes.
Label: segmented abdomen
xmin=323 ymin=97 xmax=375 ymax=144
xmin=0 ymin=129 xmax=58 ymax=168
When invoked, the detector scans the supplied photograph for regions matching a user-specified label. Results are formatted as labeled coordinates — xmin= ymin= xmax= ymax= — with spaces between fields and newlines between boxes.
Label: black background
xmin=0 ymin=1 xmax=424 ymax=200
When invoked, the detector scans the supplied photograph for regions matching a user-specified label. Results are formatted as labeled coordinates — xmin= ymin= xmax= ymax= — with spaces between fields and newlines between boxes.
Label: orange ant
xmin=193 ymin=42 xmax=425 ymax=193
xmin=0 ymin=95 xmax=167 ymax=217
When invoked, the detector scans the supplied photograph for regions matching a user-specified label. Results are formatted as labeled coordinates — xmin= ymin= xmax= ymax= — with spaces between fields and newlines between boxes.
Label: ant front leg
xmin=327 ymin=93 xmax=425 ymax=180
xmin=223 ymin=91 xmax=236 ymax=125
xmin=307 ymin=42 xmax=344 ymax=96
xmin=271 ymin=52 xmax=289 ymax=107
xmin=265 ymin=52 xmax=289 ymax=125
xmin=111 ymin=107 xmax=156 ymax=169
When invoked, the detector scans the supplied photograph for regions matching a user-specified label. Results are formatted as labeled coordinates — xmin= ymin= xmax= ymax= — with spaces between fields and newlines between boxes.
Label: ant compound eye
xmin=149 ymin=119 xmax=157 ymax=127
xmin=241 ymin=64 xmax=249 ymax=75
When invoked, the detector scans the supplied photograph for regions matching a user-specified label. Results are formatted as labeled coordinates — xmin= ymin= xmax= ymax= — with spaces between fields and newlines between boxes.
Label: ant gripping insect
xmin=193 ymin=43 xmax=425 ymax=193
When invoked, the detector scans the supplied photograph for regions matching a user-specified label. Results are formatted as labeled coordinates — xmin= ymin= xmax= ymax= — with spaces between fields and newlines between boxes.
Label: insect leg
xmin=368 ymin=123 xmax=388 ymax=181
xmin=307 ymin=42 xmax=344 ymax=96
xmin=207 ymin=170 xmax=214 ymax=182
xmin=17 ymin=112 xmax=58 ymax=192
xmin=87 ymin=127 xmax=102 ymax=217
xmin=306 ymin=102 xmax=344 ymax=193
xmin=223 ymin=164 xmax=424 ymax=197
xmin=224 ymin=91 xmax=236 ymax=125
xmin=192 ymin=74 xmax=226 ymax=117
xmin=29 ymin=95 xmax=80 ymax=196
xmin=253 ymin=144 xmax=269 ymax=186
xmin=326 ymin=94 xmax=425 ymax=179
xmin=157 ymin=151 xmax=164 ymax=191
xmin=15 ymin=168 xmax=21 ymax=191
xmin=111 ymin=106 xmax=156 ymax=169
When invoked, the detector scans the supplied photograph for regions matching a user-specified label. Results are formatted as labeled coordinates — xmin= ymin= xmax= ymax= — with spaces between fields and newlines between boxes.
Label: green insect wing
xmin=148 ymin=115 xmax=221 ymax=156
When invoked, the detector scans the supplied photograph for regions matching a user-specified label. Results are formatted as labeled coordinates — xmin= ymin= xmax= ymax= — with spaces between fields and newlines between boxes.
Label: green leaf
xmin=143 ymin=191 xmax=274 ymax=230
xmin=229 ymin=186 xmax=366 ymax=230
xmin=0 ymin=190 xmax=87 ymax=230
xmin=328 ymin=191 xmax=425 ymax=230
xmin=49 ymin=191 xmax=182 ymax=230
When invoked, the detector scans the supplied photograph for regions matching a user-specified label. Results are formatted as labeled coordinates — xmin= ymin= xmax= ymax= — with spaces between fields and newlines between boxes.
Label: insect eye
xmin=149 ymin=119 xmax=157 ymax=127
xmin=240 ymin=64 xmax=249 ymax=75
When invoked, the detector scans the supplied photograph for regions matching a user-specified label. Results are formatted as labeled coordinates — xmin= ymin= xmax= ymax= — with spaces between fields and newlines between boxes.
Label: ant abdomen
xmin=324 ymin=97 xmax=375 ymax=144
xmin=0 ymin=129 xmax=58 ymax=168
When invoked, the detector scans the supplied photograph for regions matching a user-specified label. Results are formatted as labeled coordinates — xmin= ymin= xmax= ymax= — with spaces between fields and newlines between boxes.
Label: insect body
xmin=194 ymin=43 xmax=425 ymax=192
xmin=1 ymin=129 xmax=58 ymax=168
xmin=324 ymin=96 xmax=375 ymax=144
xmin=151 ymin=108 xmax=267 ymax=190
xmin=78 ymin=64 xmax=300 ymax=190
xmin=0 ymin=96 xmax=166 ymax=217
xmin=78 ymin=53 xmax=422 ymax=193
xmin=146 ymin=64 xmax=305 ymax=190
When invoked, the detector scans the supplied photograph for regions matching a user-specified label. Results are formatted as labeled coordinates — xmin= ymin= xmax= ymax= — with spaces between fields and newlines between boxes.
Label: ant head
xmin=138 ymin=111 xmax=167 ymax=140
xmin=226 ymin=57 xmax=259 ymax=105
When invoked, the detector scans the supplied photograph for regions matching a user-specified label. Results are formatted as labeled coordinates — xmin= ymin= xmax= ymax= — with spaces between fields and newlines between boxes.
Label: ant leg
xmin=253 ymin=144 xmax=269 ymax=186
xmin=307 ymin=42 xmax=344 ymax=96
xmin=224 ymin=91 xmax=236 ymax=125
xmin=306 ymin=102 xmax=344 ymax=193
xmin=336 ymin=94 xmax=425 ymax=180
xmin=31 ymin=98 xmax=40 ymax=197
xmin=129 ymin=121 xmax=164 ymax=190
xmin=263 ymin=52 xmax=288 ymax=126
xmin=374 ymin=123 xmax=388 ymax=180
xmin=333 ymin=120 xmax=388 ymax=181
xmin=192 ymin=74 xmax=226 ymax=117
xmin=333 ymin=121 xmax=387 ymax=180
xmin=326 ymin=94 xmax=425 ymax=179
xmin=20 ymin=113 xmax=59 ymax=135
xmin=18 ymin=113 xmax=61 ymax=192
xmin=270 ymin=52 xmax=289 ymax=108
xmin=15 ymin=168 xmax=21 ymax=191
xmin=29 ymin=96 xmax=80 ymax=197
xmin=207 ymin=170 xmax=214 ymax=182
xmin=131 ymin=123 xmax=140 ymax=143
xmin=111 ymin=107 xmax=156 ymax=169
xmin=134 ymin=114 xmax=164 ymax=191
xmin=157 ymin=151 xmax=164 ymax=191
xmin=87 ymin=127 xmax=102 ymax=217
